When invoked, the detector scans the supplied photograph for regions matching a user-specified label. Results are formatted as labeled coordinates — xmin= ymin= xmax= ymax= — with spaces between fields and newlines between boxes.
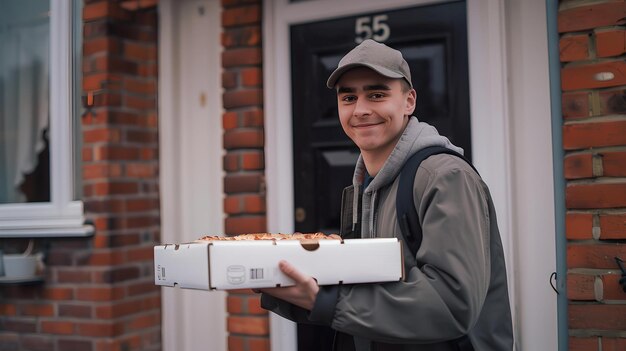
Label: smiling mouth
xmin=353 ymin=122 xmax=383 ymax=128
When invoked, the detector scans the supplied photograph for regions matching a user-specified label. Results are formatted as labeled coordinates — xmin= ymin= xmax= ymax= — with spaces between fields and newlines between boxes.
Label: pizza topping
xmin=197 ymin=232 xmax=341 ymax=241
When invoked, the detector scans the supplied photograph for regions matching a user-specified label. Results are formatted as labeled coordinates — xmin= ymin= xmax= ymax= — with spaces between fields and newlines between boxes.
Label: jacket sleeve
xmin=261 ymin=285 xmax=339 ymax=326
xmin=330 ymin=166 xmax=491 ymax=344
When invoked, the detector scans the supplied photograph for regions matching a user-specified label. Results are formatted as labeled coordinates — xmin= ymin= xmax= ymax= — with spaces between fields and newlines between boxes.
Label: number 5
xmin=355 ymin=14 xmax=390 ymax=44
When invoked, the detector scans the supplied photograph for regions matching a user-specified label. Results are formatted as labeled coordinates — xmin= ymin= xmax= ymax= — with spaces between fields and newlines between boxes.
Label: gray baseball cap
xmin=326 ymin=39 xmax=412 ymax=89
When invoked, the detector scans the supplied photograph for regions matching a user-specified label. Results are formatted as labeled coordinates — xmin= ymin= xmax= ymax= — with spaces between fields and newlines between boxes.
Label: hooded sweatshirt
xmin=261 ymin=116 xmax=513 ymax=351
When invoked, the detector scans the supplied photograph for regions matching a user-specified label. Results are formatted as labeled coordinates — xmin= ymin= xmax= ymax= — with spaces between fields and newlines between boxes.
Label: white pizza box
xmin=154 ymin=238 xmax=404 ymax=290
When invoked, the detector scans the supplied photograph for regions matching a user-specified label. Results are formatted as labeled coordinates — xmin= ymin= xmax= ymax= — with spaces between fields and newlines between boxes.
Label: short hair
xmin=400 ymin=79 xmax=412 ymax=93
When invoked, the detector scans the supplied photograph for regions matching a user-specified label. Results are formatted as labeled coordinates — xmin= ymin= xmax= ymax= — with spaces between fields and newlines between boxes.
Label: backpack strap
xmin=396 ymin=146 xmax=478 ymax=260
xmin=396 ymin=146 xmax=479 ymax=351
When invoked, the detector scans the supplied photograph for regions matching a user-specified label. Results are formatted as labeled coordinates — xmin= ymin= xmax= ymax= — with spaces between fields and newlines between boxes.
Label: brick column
xmin=221 ymin=0 xmax=270 ymax=350
xmin=559 ymin=1 xmax=626 ymax=349
xmin=0 ymin=1 xmax=161 ymax=351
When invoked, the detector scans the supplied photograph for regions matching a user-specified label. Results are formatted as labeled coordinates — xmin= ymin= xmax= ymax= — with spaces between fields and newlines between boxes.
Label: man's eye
xmin=341 ymin=96 xmax=356 ymax=102
xmin=370 ymin=93 xmax=385 ymax=99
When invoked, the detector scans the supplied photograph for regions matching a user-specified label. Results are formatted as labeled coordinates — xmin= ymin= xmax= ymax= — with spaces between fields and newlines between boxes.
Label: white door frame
xmin=159 ymin=0 xmax=226 ymax=350
xmin=263 ymin=0 xmax=557 ymax=350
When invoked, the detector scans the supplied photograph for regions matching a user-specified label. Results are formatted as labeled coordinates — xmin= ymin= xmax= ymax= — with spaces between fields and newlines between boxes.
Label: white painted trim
xmin=265 ymin=1 xmax=558 ymax=350
xmin=159 ymin=1 xmax=226 ymax=350
xmin=0 ymin=0 xmax=85 ymax=236
xmin=158 ymin=1 xmax=182 ymax=350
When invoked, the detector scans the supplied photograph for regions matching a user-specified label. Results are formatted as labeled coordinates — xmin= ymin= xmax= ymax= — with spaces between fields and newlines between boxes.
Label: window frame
xmin=0 ymin=0 xmax=91 ymax=237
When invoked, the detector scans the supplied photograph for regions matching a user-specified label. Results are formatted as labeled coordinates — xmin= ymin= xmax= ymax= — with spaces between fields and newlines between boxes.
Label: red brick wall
xmin=221 ymin=0 xmax=270 ymax=350
xmin=0 ymin=1 xmax=161 ymax=350
xmin=559 ymin=1 xmax=626 ymax=349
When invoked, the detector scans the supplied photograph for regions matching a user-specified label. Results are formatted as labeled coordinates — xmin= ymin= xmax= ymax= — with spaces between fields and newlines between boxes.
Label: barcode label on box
xmin=250 ymin=268 xmax=264 ymax=280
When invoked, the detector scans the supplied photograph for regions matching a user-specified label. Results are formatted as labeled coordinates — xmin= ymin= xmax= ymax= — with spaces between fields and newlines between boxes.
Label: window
xmin=0 ymin=0 xmax=90 ymax=237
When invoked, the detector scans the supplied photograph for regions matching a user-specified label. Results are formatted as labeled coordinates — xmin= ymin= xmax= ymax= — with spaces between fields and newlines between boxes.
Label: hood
xmin=351 ymin=116 xmax=463 ymax=238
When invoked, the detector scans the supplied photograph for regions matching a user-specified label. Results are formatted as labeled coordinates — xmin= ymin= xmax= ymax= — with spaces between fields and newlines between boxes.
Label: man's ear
xmin=404 ymin=89 xmax=417 ymax=115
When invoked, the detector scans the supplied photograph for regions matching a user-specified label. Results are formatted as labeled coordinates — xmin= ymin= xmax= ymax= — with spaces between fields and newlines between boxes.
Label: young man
xmin=261 ymin=39 xmax=513 ymax=351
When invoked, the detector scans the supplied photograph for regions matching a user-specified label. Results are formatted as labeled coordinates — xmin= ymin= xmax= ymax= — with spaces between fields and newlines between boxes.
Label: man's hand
xmin=260 ymin=260 xmax=319 ymax=310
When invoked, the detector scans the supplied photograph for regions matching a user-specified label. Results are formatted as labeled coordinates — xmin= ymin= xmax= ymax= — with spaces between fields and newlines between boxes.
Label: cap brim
xmin=326 ymin=63 xmax=405 ymax=88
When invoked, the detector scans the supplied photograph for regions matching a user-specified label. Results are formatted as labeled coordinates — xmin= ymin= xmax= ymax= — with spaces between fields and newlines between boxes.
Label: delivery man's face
xmin=336 ymin=67 xmax=416 ymax=159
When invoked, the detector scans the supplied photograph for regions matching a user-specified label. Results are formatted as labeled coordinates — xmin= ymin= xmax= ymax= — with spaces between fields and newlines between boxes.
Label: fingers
xmin=278 ymin=260 xmax=308 ymax=284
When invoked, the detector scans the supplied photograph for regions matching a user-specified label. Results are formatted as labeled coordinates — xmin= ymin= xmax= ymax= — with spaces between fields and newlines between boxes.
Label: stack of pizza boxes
xmin=154 ymin=233 xmax=404 ymax=290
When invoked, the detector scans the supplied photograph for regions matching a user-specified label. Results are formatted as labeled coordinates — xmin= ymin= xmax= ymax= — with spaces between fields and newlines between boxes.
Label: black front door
xmin=290 ymin=1 xmax=470 ymax=349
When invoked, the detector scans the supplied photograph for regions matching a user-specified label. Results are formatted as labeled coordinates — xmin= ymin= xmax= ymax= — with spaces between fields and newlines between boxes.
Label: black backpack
xmin=395 ymin=145 xmax=478 ymax=351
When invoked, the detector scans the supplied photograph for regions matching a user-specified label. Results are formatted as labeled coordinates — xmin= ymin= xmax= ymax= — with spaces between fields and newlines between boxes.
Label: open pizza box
xmin=154 ymin=237 xmax=404 ymax=290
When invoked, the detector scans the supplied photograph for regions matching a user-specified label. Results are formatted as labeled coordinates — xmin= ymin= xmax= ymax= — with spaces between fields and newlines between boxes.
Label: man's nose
xmin=353 ymin=98 xmax=371 ymax=117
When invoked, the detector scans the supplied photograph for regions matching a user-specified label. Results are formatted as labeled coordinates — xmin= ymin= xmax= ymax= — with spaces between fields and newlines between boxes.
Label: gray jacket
xmin=262 ymin=117 xmax=513 ymax=350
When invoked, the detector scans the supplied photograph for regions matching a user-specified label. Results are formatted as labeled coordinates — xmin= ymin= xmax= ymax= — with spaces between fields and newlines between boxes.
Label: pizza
xmin=197 ymin=232 xmax=341 ymax=241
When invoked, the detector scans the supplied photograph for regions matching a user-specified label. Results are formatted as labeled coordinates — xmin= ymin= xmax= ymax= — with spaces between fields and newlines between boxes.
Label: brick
xmin=2 ymin=320 xmax=37 ymax=333
xmin=600 ymin=213 xmax=626 ymax=239
xmin=0 ymin=334 xmax=19 ymax=351
xmin=247 ymin=295 xmax=267 ymax=315
xmin=599 ymin=89 xmax=626 ymax=115
xmin=224 ymin=129 xmax=264 ymax=149
xmin=602 ymin=274 xmax=626 ymax=300
xmin=228 ymin=335 xmax=245 ymax=351
xmin=93 ymin=181 xmax=139 ymax=195
xmin=244 ymin=195 xmax=265 ymax=213
xmin=567 ymin=243 xmax=626 ymax=269
xmin=558 ymin=2 xmax=626 ymax=33
xmin=225 ymin=216 xmax=266 ymax=234
xmin=223 ymin=111 xmax=239 ymax=129
xmin=21 ymin=303 xmax=54 ymax=317
xmin=223 ymin=71 xmax=238 ymax=89
xmin=562 ymin=92 xmax=589 ymax=119
xmin=224 ymin=173 xmax=264 ymax=193
xmin=101 ymin=266 xmax=141 ymax=283
xmin=603 ymin=338 xmax=626 ymax=351
xmin=123 ymin=77 xmax=157 ymax=95
xmin=83 ymin=73 xmax=123 ymax=91
xmin=223 ymin=48 xmax=262 ymax=67
xmin=95 ymin=335 xmax=142 ymax=351
xmin=563 ymin=120 xmax=626 ymax=150
xmin=84 ymin=37 xmax=122 ymax=56
xmin=93 ymin=56 xmax=137 ymax=75
xmin=59 ymin=304 xmax=93 ymax=319
xmin=223 ymin=89 xmax=263 ymax=109
xmin=225 ymin=196 xmax=242 ymax=214
xmin=56 ymin=268 xmax=91 ymax=284
xmin=0 ymin=303 xmax=17 ymax=316
xmin=227 ymin=295 xmax=244 ymax=314
xmin=20 ymin=335 xmax=54 ymax=351
xmin=567 ymin=273 xmax=595 ymax=300
xmin=222 ymin=5 xmax=261 ymax=27
xmin=224 ymin=154 xmax=240 ymax=172
xmin=222 ymin=27 xmax=262 ymax=47
xmin=569 ymin=337 xmax=597 ymax=351
xmin=126 ymin=198 xmax=159 ymax=212
xmin=127 ymin=281 xmax=160 ymax=296
xmin=560 ymin=34 xmax=589 ymax=62
xmin=124 ymin=42 xmax=157 ymax=61
xmin=248 ymin=337 xmax=270 ymax=351
xmin=41 ymin=321 xmax=75 ymax=335
xmin=125 ymin=246 xmax=154 ymax=262
xmin=561 ymin=61 xmax=626 ymax=91
xmin=603 ymin=151 xmax=626 ymax=177
xmin=242 ymin=109 xmax=264 ymax=127
xmin=82 ymin=164 xmax=123 ymax=180
xmin=222 ymin=0 xmax=260 ymax=6
xmin=566 ymin=212 xmax=593 ymax=240
xmin=83 ymin=128 xmax=122 ymax=143
xmin=241 ymin=67 xmax=263 ymax=87
xmin=596 ymin=28 xmax=626 ymax=58
xmin=93 ymin=146 xmax=141 ymax=161
xmin=125 ymin=163 xmax=157 ymax=177
xmin=57 ymin=339 xmax=93 ymax=351
xmin=564 ymin=153 xmax=592 ymax=179
xmin=42 ymin=287 xmax=74 ymax=301
xmin=568 ymin=304 xmax=626 ymax=330
xmin=566 ymin=182 xmax=626 ymax=209
xmin=76 ymin=287 xmax=125 ymax=301
xmin=127 ymin=313 xmax=160 ymax=330
xmin=227 ymin=316 xmax=269 ymax=335
xmin=95 ymin=300 xmax=144 ymax=319
xmin=78 ymin=322 xmax=124 ymax=337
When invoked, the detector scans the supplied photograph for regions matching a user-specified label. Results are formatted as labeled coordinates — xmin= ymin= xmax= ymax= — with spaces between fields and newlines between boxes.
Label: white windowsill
xmin=0 ymin=224 xmax=94 ymax=238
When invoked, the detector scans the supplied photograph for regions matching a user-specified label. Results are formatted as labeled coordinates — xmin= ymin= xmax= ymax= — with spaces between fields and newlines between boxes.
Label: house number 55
xmin=355 ymin=14 xmax=390 ymax=44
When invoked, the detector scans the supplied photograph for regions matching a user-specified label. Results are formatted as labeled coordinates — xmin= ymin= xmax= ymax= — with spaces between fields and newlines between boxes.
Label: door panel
xmin=290 ymin=1 xmax=469 ymax=350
